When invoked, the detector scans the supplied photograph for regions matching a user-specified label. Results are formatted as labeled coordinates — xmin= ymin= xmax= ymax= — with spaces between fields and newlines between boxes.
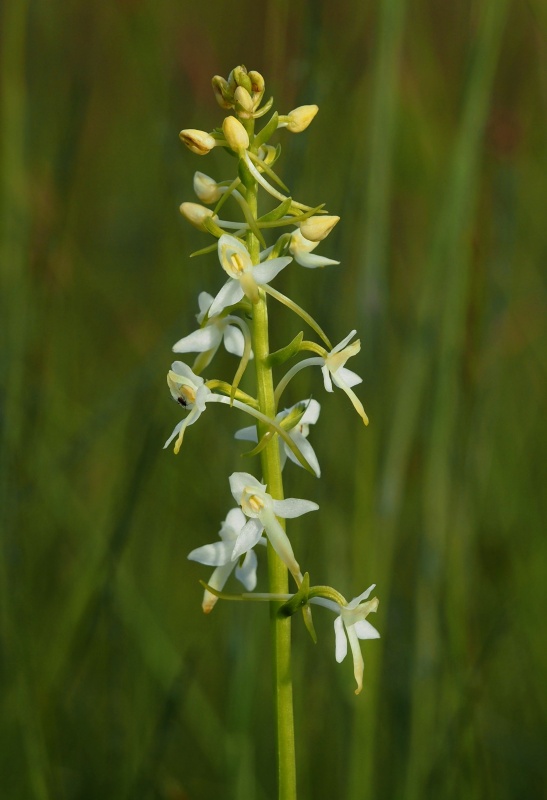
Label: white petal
xmin=163 ymin=420 xmax=183 ymax=449
xmin=172 ymin=326 xmax=221 ymax=353
xmin=332 ymin=331 xmax=357 ymax=354
xmin=353 ymin=619 xmax=381 ymax=640
xmin=259 ymin=508 xmax=300 ymax=578
xmin=187 ymin=540 xmax=234 ymax=566
xmin=252 ymin=257 xmax=292 ymax=285
xmin=321 ymin=364 xmax=333 ymax=392
xmin=259 ymin=244 xmax=274 ymax=261
xmin=284 ymin=432 xmax=321 ymax=478
xmin=347 ymin=624 xmax=365 ymax=694
xmin=202 ymin=562 xmax=236 ymax=613
xmin=208 ymin=279 xmax=245 ymax=317
xmin=272 ymin=498 xmax=319 ymax=518
xmin=231 ymin=518 xmax=264 ymax=560
xmin=293 ymin=252 xmax=339 ymax=268
xmin=218 ymin=234 xmax=252 ymax=274
xmin=234 ymin=425 xmax=258 ymax=442
xmin=333 ymin=367 xmax=362 ymax=388
xmin=197 ymin=291 xmax=214 ymax=316
xmin=170 ymin=361 xmax=201 ymax=383
xmin=334 ymin=616 xmax=348 ymax=663
xmin=219 ymin=508 xmax=247 ymax=540
xmin=222 ymin=324 xmax=245 ymax=356
xmin=290 ymin=229 xmax=318 ymax=255
xmin=300 ymin=399 xmax=321 ymax=425
xmin=348 ymin=584 xmax=376 ymax=607
xmin=235 ymin=549 xmax=258 ymax=590
xmin=331 ymin=375 xmax=369 ymax=425
xmin=229 ymin=471 xmax=264 ymax=503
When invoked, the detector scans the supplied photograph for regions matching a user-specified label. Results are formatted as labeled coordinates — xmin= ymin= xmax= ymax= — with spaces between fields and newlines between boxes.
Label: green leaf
xmin=267 ymin=331 xmax=304 ymax=367
xmin=278 ymin=573 xmax=310 ymax=617
xmin=253 ymin=111 xmax=279 ymax=149
xmin=257 ymin=196 xmax=293 ymax=223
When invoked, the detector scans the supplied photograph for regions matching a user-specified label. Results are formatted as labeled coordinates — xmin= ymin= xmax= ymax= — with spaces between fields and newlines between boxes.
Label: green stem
xmin=245 ymin=131 xmax=297 ymax=800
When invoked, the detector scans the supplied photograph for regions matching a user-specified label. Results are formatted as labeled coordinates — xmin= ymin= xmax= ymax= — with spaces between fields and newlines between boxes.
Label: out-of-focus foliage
xmin=1 ymin=1 xmax=546 ymax=798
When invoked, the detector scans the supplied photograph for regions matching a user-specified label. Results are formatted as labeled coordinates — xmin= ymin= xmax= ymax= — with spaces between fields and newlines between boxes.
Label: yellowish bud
xmin=179 ymin=202 xmax=217 ymax=231
xmin=234 ymin=86 xmax=254 ymax=118
xmin=222 ymin=115 xmax=249 ymax=155
xmin=179 ymin=129 xmax=216 ymax=155
xmin=248 ymin=70 xmax=265 ymax=95
xmin=286 ymin=105 xmax=319 ymax=133
xmin=211 ymin=75 xmax=233 ymax=109
xmin=299 ymin=215 xmax=340 ymax=242
xmin=233 ymin=65 xmax=252 ymax=94
xmin=193 ymin=172 xmax=222 ymax=204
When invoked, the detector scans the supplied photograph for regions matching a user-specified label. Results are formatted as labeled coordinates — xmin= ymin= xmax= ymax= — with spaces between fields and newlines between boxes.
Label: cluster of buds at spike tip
xmin=212 ymin=66 xmax=270 ymax=120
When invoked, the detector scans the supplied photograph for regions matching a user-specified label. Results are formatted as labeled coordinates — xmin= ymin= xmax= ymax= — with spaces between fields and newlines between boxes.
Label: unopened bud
xmin=212 ymin=75 xmax=233 ymax=109
xmin=286 ymin=105 xmax=318 ymax=133
xmin=179 ymin=202 xmax=217 ymax=231
xmin=248 ymin=70 xmax=265 ymax=95
xmin=299 ymin=215 xmax=340 ymax=242
xmin=234 ymin=86 xmax=254 ymax=118
xmin=179 ymin=129 xmax=216 ymax=155
xmin=222 ymin=116 xmax=249 ymax=155
xmin=233 ymin=65 xmax=252 ymax=94
xmin=193 ymin=172 xmax=222 ymax=204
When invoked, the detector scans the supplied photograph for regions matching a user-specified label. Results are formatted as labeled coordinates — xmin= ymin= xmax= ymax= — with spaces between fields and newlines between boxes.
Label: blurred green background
xmin=2 ymin=0 xmax=546 ymax=798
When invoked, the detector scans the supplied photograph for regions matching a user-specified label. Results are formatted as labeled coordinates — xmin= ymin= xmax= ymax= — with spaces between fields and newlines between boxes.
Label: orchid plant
xmin=167 ymin=65 xmax=379 ymax=800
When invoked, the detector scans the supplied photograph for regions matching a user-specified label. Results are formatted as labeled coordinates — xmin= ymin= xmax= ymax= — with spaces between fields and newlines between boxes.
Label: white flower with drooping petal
xmin=275 ymin=332 xmax=368 ymax=425
xmin=229 ymin=472 xmax=318 ymax=583
xmin=289 ymin=229 xmax=340 ymax=269
xmin=165 ymin=361 xmax=311 ymax=459
xmin=235 ymin=399 xmax=321 ymax=478
xmin=209 ymin=234 xmax=292 ymax=316
xmin=188 ymin=508 xmax=267 ymax=613
xmin=310 ymin=584 xmax=380 ymax=695
xmin=172 ymin=292 xmax=252 ymax=369
xmin=321 ymin=331 xmax=369 ymax=425
xmin=164 ymin=361 xmax=212 ymax=454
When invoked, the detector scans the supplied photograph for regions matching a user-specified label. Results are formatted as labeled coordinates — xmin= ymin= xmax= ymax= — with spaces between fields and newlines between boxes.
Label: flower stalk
xmin=244 ymin=143 xmax=298 ymax=798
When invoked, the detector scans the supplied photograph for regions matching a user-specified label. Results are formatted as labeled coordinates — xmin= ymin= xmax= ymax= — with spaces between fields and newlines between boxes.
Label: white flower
xmin=321 ymin=331 xmax=368 ymax=424
xmin=289 ymin=229 xmax=340 ymax=269
xmin=311 ymin=585 xmax=380 ymax=695
xmin=209 ymin=234 xmax=292 ymax=316
xmin=164 ymin=362 xmax=212 ymax=454
xmin=235 ymin=399 xmax=321 ymax=478
xmin=188 ymin=508 xmax=266 ymax=613
xmin=165 ymin=362 xmax=311 ymax=458
xmin=172 ymin=292 xmax=251 ymax=369
xmin=275 ymin=331 xmax=368 ymax=425
xmin=229 ymin=471 xmax=318 ymax=582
